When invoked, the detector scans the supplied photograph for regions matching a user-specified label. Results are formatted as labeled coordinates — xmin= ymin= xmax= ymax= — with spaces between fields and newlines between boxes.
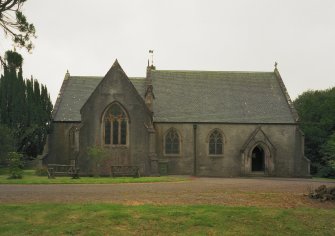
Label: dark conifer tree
xmin=0 ymin=50 xmax=53 ymax=159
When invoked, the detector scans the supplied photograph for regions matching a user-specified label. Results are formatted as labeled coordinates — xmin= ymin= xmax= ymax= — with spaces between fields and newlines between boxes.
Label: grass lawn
xmin=0 ymin=204 xmax=334 ymax=235
xmin=1 ymin=169 xmax=334 ymax=235
xmin=312 ymin=177 xmax=335 ymax=182
xmin=0 ymin=169 xmax=188 ymax=184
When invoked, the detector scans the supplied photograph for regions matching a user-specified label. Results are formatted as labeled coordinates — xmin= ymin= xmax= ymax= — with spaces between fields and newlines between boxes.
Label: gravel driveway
xmin=1 ymin=177 xmax=334 ymax=208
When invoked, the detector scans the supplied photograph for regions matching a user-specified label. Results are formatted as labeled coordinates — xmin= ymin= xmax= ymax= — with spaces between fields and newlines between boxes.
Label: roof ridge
xmin=69 ymin=76 xmax=103 ymax=78
xmin=68 ymin=76 xmax=145 ymax=79
xmin=153 ymin=70 xmax=274 ymax=74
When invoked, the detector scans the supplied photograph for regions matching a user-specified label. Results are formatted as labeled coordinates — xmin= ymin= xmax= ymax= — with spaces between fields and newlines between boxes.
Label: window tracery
xmin=209 ymin=129 xmax=223 ymax=155
xmin=103 ymin=104 xmax=128 ymax=145
xmin=165 ymin=128 xmax=180 ymax=154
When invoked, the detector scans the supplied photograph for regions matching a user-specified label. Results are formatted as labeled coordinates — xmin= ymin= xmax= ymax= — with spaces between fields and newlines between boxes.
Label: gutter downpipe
xmin=193 ymin=124 xmax=197 ymax=176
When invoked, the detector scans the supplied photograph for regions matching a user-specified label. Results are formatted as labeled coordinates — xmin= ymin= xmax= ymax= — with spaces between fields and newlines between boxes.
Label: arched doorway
xmin=251 ymin=146 xmax=264 ymax=172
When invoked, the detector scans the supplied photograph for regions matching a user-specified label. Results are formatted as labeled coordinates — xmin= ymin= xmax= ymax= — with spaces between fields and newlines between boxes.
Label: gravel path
xmin=1 ymin=177 xmax=335 ymax=208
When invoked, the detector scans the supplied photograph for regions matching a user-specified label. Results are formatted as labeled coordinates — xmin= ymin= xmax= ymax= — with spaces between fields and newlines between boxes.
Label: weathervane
xmin=274 ymin=61 xmax=278 ymax=69
xmin=149 ymin=50 xmax=154 ymax=67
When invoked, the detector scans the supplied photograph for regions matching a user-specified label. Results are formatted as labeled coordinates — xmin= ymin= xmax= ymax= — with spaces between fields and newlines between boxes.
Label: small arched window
xmin=69 ymin=127 xmax=79 ymax=151
xmin=209 ymin=130 xmax=223 ymax=155
xmin=165 ymin=128 xmax=180 ymax=154
xmin=69 ymin=128 xmax=76 ymax=147
xmin=103 ymin=104 xmax=128 ymax=145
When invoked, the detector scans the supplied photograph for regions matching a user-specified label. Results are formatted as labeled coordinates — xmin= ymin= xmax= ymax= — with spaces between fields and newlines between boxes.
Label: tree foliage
xmin=0 ymin=0 xmax=36 ymax=52
xmin=0 ymin=50 xmax=52 ymax=160
xmin=7 ymin=151 xmax=23 ymax=178
xmin=0 ymin=124 xmax=14 ymax=164
xmin=87 ymin=146 xmax=107 ymax=176
xmin=294 ymin=88 xmax=335 ymax=176
xmin=319 ymin=132 xmax=335 ymax=177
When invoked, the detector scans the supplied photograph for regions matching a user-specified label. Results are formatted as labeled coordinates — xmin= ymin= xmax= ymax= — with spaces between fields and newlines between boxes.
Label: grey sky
xmin=2 ymin=0 xmax=334 ymax=104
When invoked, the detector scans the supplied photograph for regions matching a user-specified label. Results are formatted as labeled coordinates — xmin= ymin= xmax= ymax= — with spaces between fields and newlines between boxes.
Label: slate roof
xmin=52 ymin=76 xmax=145 ymax=122
xmin=151 ymin=70 xmax=295 ymax=123
xmin=52 ymin=69 xmax=295 ymax=123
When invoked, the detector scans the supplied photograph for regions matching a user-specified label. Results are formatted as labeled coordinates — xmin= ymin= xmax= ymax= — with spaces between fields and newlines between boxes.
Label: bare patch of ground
xmin=1 ymin=177 xmax=334 ymax=208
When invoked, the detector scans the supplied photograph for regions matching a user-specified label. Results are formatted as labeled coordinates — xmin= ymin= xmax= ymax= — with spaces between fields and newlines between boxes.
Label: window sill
xmin=103 ymin=145 xmax=128 ymax=149
xmin=208 ymin=155 xmax=224 ymax=158
xmin=164 ymin=154 xmax=181 ymax=157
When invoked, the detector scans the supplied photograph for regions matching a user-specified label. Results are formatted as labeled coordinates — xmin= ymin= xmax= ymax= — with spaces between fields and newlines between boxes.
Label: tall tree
xmin=18 ymin=77 xmax=52 ymax=158
xmin=0 ymin=124 xmax=14 ymax=164
xmin=0 ymin=0 xmax=36 ymax=54
xmin=321 ymin=132 xmax=335 ymax=172
xmin=294 ymin=88 xmax=335 ymax=175
xmin=0 ymin=50 xmax=24 ymax=128
xmin=0 ymin=50 xmax=52 ymax=159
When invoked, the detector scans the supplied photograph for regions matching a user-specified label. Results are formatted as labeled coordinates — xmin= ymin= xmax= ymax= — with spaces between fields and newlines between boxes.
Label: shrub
xmin=35 ymin=166 xmax=48 ymax=176
xmin=317 ymin=165 xmax=335 ymax=178
xmin=87 ymin=146 xmax=106 ymax=176
xmin=7 ymin=152 xmax=24 ymax=179
xmin=0 ymin=167 xmax=9 ymax=175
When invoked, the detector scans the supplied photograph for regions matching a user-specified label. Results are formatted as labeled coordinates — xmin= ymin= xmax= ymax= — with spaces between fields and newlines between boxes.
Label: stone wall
xmin=154 ymin=123 xmax=310 ymax=177
xmin=47 ymin=122 xmax=80 ymax=165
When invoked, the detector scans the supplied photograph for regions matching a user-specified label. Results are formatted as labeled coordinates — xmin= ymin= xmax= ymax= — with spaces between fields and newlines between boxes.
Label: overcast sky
xmin=1 ymin=0 xmax=334 ymax=104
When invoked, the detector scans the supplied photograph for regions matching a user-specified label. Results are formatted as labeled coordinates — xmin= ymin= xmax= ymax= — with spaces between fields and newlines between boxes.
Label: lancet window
xmin=165 ymin=128 xmax=180 ymax=154
xmin=209 ymin=129 xmax=223 ymax=155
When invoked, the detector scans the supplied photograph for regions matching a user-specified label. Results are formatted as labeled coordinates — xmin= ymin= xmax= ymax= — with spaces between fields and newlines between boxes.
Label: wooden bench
xmin=111 ymin=166 xmax=140 ymax=178
xmin=47 ymin=164 xmax=80 ymax=179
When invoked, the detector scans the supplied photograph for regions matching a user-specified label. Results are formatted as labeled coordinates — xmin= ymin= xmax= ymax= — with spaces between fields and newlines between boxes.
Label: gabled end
xmin=112 ymin=59 xmax=121 ymax=69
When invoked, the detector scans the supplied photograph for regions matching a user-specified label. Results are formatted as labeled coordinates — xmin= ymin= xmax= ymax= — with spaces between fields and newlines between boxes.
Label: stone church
xmin=48 ymin=58 xmax=310 ymax=177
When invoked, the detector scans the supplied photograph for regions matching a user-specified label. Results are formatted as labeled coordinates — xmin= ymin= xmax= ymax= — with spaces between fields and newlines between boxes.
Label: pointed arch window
xmin=165 ymin=128 xmax=180 ymax=154
xmin=209 ymin=130 xmax=223 ymax=155
xmin=69 ymin=128 xmax=76 ymax=147
xmin=69 ymin=127 xmax=79 ymax=151
xmin=103 ymin=104 xmax=128 ymax=145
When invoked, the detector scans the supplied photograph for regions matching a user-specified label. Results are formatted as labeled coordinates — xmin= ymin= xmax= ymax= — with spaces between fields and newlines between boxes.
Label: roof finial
xmin=65 ymin=70 xmax=70 ymax=80
xmin=274 ymin=61 xmax=278 ymax=69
